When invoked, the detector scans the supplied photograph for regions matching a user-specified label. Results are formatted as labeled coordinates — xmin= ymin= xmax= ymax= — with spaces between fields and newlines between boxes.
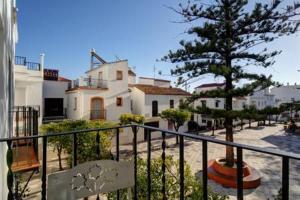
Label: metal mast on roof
xmin=90 ymin=49 xmax=106 ymax=69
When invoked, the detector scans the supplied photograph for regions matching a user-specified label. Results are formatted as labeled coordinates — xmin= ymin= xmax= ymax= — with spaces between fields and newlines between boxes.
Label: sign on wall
xmin=44 ymin=69 xmax=59 ymax=81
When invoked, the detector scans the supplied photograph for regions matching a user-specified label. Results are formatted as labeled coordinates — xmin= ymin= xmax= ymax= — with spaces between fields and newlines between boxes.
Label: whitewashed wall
xmin=194 ymin=97 xmax=225 ymax=110
xmin=143 ymin=94 xmax=186 ymax=117
xmin=0 ymin=0 xmax=17 ymax=198
xmin=271 ymin=85 xmax=300 ymax=106
xmin=248 ymin=88 xmax=275 ymax=109
xmin=67 ymin=61 xmax=131 ymax=122
xmin=128 ymin=74 xmax=136 ymax=84
xmin=130 ymin=87 xmax=145 ymax=115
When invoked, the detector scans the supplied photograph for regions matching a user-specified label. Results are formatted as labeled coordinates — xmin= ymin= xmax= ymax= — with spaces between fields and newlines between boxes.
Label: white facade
xmin=193 ymin=83 xmax=247 ymax=127
xmin=129 ymin=80 xmax=190 ymax=143
xmin=270 ymin=83 xmax=300 ymax=106
xmin=14 ymin=55 xmax=44 ymax=123
xmin=67 ymin=60 xmax=131 ymax=122
xmin=0 ymin=0 xmax=18 ymax=197
xmin=247 ymin=88 xmax=275 ymax=110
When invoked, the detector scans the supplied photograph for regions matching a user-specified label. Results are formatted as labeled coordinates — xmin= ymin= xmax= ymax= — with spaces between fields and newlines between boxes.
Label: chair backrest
xmin=47 ymin=160 xmax=134 ymax=200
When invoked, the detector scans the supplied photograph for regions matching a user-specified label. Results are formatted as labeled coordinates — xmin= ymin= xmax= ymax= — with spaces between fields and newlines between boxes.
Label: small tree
xmin=119 ymin=113 xmax=145 ymax=125
xmin=243 ymin=105 xmax=257 ymax=128
xmin=41 ymin=120 xmax=116 ymax=170
xmin=160 ymin=109 xmax=190 ymax=144
xmin=211 ymin=109 xmax=226 ymax=136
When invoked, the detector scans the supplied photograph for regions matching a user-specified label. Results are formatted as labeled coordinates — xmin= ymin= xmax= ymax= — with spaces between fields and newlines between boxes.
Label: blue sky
xmin=16 ymin=0 xmax=300 ymax=91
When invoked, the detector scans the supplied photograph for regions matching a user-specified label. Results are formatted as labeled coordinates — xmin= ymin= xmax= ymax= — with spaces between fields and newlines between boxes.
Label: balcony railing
xmin=1 ymin=124 xmax=300 ymax=200
xmin=15 ymin=56 xmax=41 ymax=71
xmin=74 ymin=77 xmax=108 ymax=89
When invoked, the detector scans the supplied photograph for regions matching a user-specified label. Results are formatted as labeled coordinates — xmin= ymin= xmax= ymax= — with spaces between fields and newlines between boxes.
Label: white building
xmin=66 ymin=51 xmax=131 ymax=122
xmin=0 ymin=0 xmax=18 ymax=198
xmin=247 ymin=87 xmax=275 ymax=110
xmin=129 ymin=77 xmax=190 ymax=142
xmin=193 ymin=83 xmax=247 ymax=127
xmin=14 ymin=55 xmax=44 ymax=123
xmin=270 ymin=83 xmax=300 ymax=106
xmin=14 ymin=54 xmax=72 ymax=123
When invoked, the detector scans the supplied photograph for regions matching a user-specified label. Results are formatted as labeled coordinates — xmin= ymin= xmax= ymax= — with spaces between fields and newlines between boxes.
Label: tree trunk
xmin=224 ymin=77 xmax=234 ymax=166
xmin=175 ymin=126 xmax=179 ymax=144
xmin=240 ymin=119 xmax=243 ymax=130
xmin=212 ymin=120 xmax=215 ymax=136
xmin=249 ymin=119 xmax=251 ymax=128
xmin=269 ymin=115 xmax=271 ymax=125
xmin=57 ymin=148 xmax=63 ymax=171
xmin=224 ymin=0 xmax=234 ymax=167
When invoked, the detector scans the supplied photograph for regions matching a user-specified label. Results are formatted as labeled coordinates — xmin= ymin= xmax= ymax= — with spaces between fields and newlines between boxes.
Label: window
xmin=116 ymin=97 xmax=123 ymax=106
xmin=202 ymin=119 xmax=207 ymax=123
xmin=116 ymin=70 xmax=123 ymax=80
xmin=152 ymin=101 xmax=158 ymax=117
xmin=215 ymin=100 xmax=220 ymax=108
xmin=74 ymin=97 xmax=77 ymax=110
xmin=201 ymin=100 xmax=207 ymax=107
xmin=170 ymin=100 xmax=174 ymax=108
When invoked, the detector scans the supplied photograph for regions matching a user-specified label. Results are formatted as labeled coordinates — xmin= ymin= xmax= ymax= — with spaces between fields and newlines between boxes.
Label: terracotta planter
xmin=207 ymin=158 xmax=261 ymax=189
xmin=211 ymin=158 xmax=250 ymax=178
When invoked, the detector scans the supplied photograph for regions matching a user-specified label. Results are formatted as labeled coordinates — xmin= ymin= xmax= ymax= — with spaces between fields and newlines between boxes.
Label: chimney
xmin=90 ymin=48 xmax=95 ymax=70
xmin=40 ymin=53 xmax=45 ymax=77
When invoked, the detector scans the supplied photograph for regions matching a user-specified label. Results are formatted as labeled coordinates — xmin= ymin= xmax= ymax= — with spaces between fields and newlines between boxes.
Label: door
xmin=44 ymin=98 xmax=64 ymax=117
xmin=90 ymin=97 xmax=105 ymax=120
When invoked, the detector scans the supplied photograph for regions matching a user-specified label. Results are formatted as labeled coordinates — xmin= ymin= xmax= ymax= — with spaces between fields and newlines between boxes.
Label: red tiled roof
xmin=195 ymin=83 xmax=225 ymax=89
xmin=133 ymin=84 xmax=190 ymax=96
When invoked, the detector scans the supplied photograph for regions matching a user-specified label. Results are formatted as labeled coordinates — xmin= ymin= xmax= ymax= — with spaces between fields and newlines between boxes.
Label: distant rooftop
xmin=132 ymin=84 xmax=190 ymax=96
xmin=139 ymin=77 xmax=171 ymax=83
xmin=195 ymin=82 xmax=226 ymax=89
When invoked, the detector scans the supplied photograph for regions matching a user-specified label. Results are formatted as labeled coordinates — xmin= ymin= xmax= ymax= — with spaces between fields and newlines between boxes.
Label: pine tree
xmin=163 ymin=0 xmax=300 ymax=166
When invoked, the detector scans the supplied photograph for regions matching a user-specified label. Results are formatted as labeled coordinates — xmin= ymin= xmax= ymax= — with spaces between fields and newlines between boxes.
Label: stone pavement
xmin=23 ymin=123 xmax=300 ymax=199
xmin=116 ymin=123 xmax=300 ymax=200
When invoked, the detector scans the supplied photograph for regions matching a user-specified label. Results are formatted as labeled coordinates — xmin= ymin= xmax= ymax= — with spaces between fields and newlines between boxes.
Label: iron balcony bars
xmin=82 ymin=77 xmax=108 ymax=88
xmin=15 ymin=56 xmax=41 ymax=71
xmin=2 ymin=124 xmax=300 ymax=200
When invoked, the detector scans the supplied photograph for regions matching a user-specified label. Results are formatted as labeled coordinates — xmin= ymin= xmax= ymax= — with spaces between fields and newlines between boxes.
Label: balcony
xmin=15 ymin=56 xmax=41 ymax=71
xmin=73 ymin=77 xmax=108 ymax=89
xmin=2 ymin=124 xmax=300 ymax=200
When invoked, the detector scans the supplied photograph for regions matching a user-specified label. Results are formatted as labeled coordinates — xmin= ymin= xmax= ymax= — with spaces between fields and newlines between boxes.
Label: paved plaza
xmin=24 ymin=123 xmax=300 ymax=199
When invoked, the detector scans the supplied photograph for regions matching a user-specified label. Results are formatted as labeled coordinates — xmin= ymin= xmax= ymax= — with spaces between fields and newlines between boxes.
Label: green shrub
xmin=107 ymin=156 xmax=228 ymax=200
xmin=40 ymin=120 xmax=117 ymax=169
xmin=119 ymin=113 xmax=145 ymax=125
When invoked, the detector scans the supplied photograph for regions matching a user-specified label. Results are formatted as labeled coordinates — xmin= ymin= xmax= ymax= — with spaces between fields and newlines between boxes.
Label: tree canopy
xmin=163 ymin=0 xmax=300 ymax=166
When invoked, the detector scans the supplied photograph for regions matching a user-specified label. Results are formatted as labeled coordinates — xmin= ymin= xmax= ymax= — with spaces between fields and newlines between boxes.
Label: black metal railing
xmin=15 ymin=56 xmax=41 ymax=71
xmin=1 ymin=124 xmax=300 ymax=200
xmin=11 ymin=106 xmax=39 ymax=138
